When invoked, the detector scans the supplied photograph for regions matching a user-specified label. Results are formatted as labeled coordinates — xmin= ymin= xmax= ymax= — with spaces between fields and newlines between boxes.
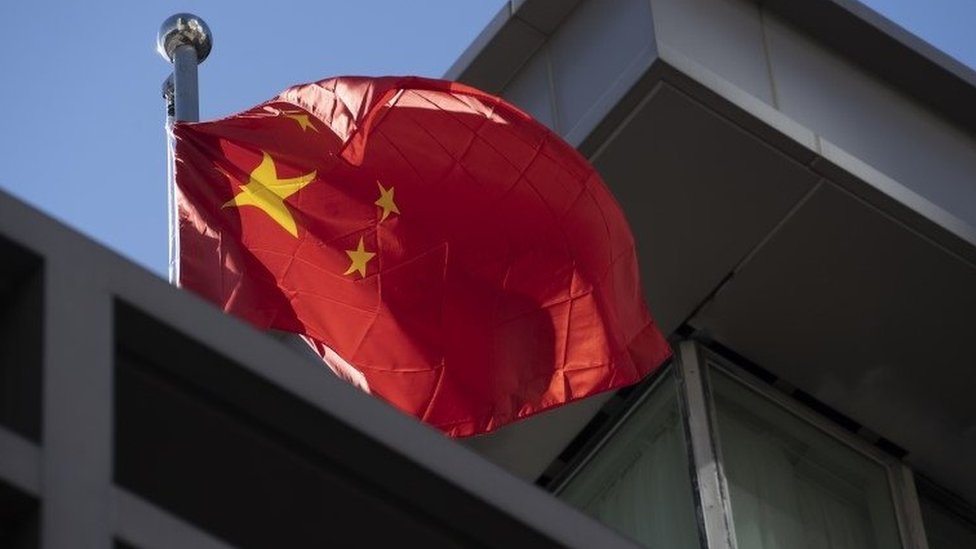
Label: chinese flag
xmin=174 ymin=76 xmax=670 ymax=437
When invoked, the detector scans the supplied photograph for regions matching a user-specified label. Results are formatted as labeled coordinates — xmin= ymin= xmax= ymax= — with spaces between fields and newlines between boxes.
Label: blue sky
xmin=1 ymin=1 xmax=973 ymax=277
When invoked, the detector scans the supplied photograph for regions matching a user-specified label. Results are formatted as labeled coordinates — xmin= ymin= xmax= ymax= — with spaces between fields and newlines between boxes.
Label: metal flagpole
xmin=154 ymin=14 xmax=334 ymax=368
xmin=157 ymin=14 xmax=212 ymax=283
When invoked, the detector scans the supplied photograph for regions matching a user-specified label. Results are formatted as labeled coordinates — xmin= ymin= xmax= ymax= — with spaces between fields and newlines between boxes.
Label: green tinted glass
xmin=560 ymin=371 xmax=700 ymax=548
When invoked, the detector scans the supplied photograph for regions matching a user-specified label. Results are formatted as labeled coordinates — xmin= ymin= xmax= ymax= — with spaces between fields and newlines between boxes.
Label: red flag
xmin=174 ymin=76 xmax=670 ymax=436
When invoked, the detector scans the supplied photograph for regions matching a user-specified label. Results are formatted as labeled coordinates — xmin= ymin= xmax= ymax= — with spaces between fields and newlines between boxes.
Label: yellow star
xmin=344 ymin=236 xmax=376 ymax=278
xmin=374 ymin=181 xmax=400 ymax=222
xmin=222 ymin=151 xmax=317 ymax=237
xmin=283 ymin=111 xmax=318 ymax=132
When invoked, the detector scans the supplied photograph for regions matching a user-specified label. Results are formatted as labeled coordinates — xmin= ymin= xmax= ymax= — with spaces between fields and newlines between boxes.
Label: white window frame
xmin=551 ymin=339 xmax=935 ymax=548
xmin=550 ymin=360 xmax=684 ymax=491
xmin=550 ymin=359 xmax=709 ymax=547
xmin=677 ymin=340 xmax=931 ymax=549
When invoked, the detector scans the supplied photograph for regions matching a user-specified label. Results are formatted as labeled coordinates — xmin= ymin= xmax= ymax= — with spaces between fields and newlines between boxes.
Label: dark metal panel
xmin=691 ymin=181 xmax=976 ymax=505
xmin=0 ymin=236 xmax=42 ymax=441
xmin=592 ymin=83 xmax=819 ymax=333
xmin=113 ymin=302 xmax=565 ymax=549
xmin=0 ymin=480 xmax=38 ymax=549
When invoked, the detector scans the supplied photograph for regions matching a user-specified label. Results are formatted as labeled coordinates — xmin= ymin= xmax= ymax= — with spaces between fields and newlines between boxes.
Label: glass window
xmin=710 ymin=365 xmax=903 ymax=549
xmin=558 ymin=369 xmax=700 ymax=548
xmin=919 ymin=492 xmax=976 ymax=549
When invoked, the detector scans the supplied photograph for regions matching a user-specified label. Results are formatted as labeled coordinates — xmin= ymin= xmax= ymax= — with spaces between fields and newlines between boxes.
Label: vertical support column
xmin=40 ymin=261 xmax=113 ymax=549
xmin=675 ymin=340 xmax=737 ymax=549
xmin=891 ymin=464 xmax=931 ymax=549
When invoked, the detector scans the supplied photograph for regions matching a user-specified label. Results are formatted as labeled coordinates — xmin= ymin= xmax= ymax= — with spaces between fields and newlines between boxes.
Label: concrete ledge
xmin=114 ymin=489 xmax=235 ymax=549
xmin=761 ymin=0 xmax=976 ymax=136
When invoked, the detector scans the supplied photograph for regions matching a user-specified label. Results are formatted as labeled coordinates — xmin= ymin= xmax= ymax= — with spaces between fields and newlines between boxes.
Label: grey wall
xmin=489 ymin=0 xmax=976 ymax=235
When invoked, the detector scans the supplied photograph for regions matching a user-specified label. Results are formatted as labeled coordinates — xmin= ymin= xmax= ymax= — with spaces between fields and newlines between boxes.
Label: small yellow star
xmin=374 ymin=181 xmax=400 ymax=222
xmin=343 ymin=236 xmax=376 ymax=278
xmin=284 ymin=111 xmax=318 ymax=132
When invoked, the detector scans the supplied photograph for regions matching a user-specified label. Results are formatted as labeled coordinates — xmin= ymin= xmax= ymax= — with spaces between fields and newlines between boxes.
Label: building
xmin=2 ymin=0 xmax=976 ymax=547
xmin=450 ymin=0 xmax=976 ymax=547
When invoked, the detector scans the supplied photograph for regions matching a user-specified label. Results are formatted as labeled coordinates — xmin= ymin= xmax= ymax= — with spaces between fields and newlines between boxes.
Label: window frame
xmin=549 ymin=361 xmax=684 ymax=494
xmin=697 ymin=343 xmax=929 ymax=549
xmin=551 ymin=339 xmax=934 ymax=549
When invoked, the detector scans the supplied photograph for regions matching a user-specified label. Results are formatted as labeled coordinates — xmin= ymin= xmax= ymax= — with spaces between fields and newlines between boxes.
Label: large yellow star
xmin=344 ymin=236 xmax=376 ymax=278
xmin=374 ymin=181 xmax=400 ymax=222
xmin=284 ymin=111 xmax=318 ymax=132
xmin=222 ymin=152 xmax=317 ymax=237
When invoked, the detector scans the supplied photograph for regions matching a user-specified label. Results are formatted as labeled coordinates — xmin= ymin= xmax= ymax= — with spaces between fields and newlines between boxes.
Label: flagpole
xmin=157 ymin=14 xmax=212 ymax=283
xmin=154 ymin=15 xmax=327 ymax=364
xmin=161 ymin=75 xmax=178 ymax=283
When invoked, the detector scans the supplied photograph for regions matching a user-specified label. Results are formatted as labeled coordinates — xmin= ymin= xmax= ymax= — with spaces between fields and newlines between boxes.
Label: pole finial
xmin=157 ymin=13 xmax=212 ymax=64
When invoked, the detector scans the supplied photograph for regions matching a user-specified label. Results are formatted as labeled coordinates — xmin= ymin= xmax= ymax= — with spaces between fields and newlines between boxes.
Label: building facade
xmin=3 ymin=0 xmax=976 ymax=547
xmin=451 ymin=0 xmax=976 ymax=547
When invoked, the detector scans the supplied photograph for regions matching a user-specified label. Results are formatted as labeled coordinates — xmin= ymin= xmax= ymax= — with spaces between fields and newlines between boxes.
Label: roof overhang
xmin=448 ymin=0 xmax=976 ymax=137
